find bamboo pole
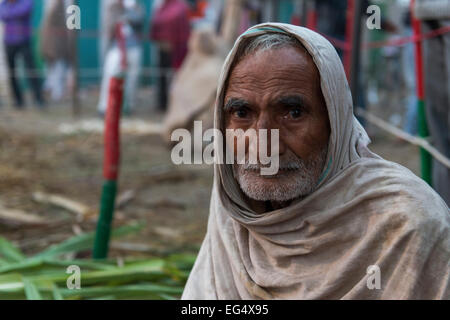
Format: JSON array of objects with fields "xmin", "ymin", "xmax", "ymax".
[{"xmin": 355, "ymin": 107, "xmax": 450, "ymax": 169}]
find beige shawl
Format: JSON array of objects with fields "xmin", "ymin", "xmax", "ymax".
[{"xmin": 182, "ymin": 23, "xmax": 450, "ymax": 300}]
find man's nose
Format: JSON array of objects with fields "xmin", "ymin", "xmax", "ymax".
[{"xmin": 255, "ymin": 113, "xmax": 286, "ymax": 157}]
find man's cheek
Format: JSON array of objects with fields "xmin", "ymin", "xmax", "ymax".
[
  {"xmin": 247, "ymin": 136, "xmax": 258, "ymax": 161},
  {"xmin": 231, "ymin": 136, "xmax": 252, "ymax": 158},
  {"xmin": 224, "ymin": 135, "xmax": 243, "ymax": 163},
  {"xmin": 284, "ymin": 130, "xmax": 316, "ymax": 159}
]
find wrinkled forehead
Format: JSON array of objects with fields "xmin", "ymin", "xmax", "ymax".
[{"xmin": 224, "ymin": 41, "xmax": 321, "ymax": 99}]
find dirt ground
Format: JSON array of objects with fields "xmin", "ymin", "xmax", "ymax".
[{"xmin": 0, "ymin": 87, "xmax": 420, "ymax": 258}]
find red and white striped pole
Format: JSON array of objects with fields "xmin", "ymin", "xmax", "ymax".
[
  {"xmin": 93, "ymin": 16, "xmax": 128, "ymax": 259},
  {"xmin": 410, "ymin": 0, "xmax": 432, "ymax": 184}
]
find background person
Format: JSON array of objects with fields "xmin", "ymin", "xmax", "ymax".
[
  {"xmin": 150, "ymin": 0, "xmax": 190, "ymax": 112},
  {"xmin": 97, "ymin": 0, "xmax": 145, "ymax": 116},
  {"xmin": 0, "ymin": 0, "xmax": 43, "ymax": 108}
]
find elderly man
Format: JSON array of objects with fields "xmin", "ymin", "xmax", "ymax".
[{"xmin": 182, "ymin": 23, "xmax": 449, "ymax": 300}]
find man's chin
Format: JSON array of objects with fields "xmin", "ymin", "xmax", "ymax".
[{"xmin": 236, "ymin": 171, "xmax": 306, "ymax": 202}]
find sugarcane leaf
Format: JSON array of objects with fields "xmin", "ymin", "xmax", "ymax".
[
  {"xmin": 90, "ymin": 295, "xmax": 117, "ymax": 300},
  {"xmin": 158, "ymin": 293, "xmax": 178, "ymax": 300},
  {"xmin": 167, "ymin": 253, "xmax": 197, "ymax": 267},
  {"xmin": 0, "ymin": 237, "xmax": 25, "ymax": 263},
  {"xmin": 42, "ymin": 258, "xmax": 116, "ymax": 271},
  {"xmin": 0, "ymin": 257, "xmax": 8, "ymax": 266},
  {"xmin": 23, "ymin": 277, "xmax": 42, "ymax": 300},
  {"xmin": 52, "ymin": 284, "xmax": 64, "ymax": 300},
  {"xmin": 25, "ymin": 258, "xmax": 165, "ymax": 287},
  {"xmin": 0, "ymin": 226, "xmax": 194, "ymax": 301},
  {"xmin": 59, "ymin": 283, "xmax": 183, "ymax": 299},
  {"xmin": 34, "ymin": 223, "xmax": 144, "ymax": 259},
  {"xmin": 0, "ymin": 258, "xmax": 43, "ymax": 274},
  {"xmin": 0, "ymin": 273, "xmax": 24, "ymax": 294}
]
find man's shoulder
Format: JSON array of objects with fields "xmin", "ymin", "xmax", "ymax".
[
  {"xmin": 354, "ymin": 157, "xmax": 433, "ymax": 192},
  {"xmin": 350, "ymin": 158, "xmax": 449, "ymax": 228}
]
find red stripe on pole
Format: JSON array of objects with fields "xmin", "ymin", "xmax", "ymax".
[
  {"xmin": 103, "ymin": 77, "xmax": 124, "ymax": 180},
  {"xmin": 344, "ymin": 0, "xmax": 355, "ymax": 79},
  {"xmin": 411, "ymin": 0, "xmax": 425, "ymax": 100},
  {"xmin": 366, "ymin": 25, "xmax": 450, "ymax": 48}
]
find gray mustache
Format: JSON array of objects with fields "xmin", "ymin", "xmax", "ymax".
[{"xmin": 243, "ymin": 162, "xmax": 301, "ymax": 171}]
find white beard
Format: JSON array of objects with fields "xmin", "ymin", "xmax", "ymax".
[{"xmin": 233, "ymin": 147, "xmax": 328, "ymax": 202}]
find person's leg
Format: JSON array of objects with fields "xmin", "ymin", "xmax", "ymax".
[
  {"xmin": 123, "ymin": 46, "xmax": 142, "ymax": 114},
  {"xmin": 45, "ymin": 60, "xmax": 67, "ymax": 101},
  {"xmin": 54, "ymin": 60, "xmax": 68, "ymax": 101},
  {"xmin": 5, "ymin": 44, "xmax": 23, "ymax": 108},
  {"xmin": 44, "ymin": 61, "xmax": 55, "ymax": 96},
  {"xmin": 158, "ymin": 48, "xmax": 171, "ymax": 111},
  {"xmin": 44, "ymin": 61, "xmax": 59, "ymax": 101},
  {"xmin": 404, "ymin": 94, "xmax": 418, "ymax": 135},
  {"xmin": 21, "ymin": 41, "xmax": 44, "ymax": 106}
]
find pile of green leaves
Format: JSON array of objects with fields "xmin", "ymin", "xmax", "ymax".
[{"xmin": 0, "ymin": 224, "xmax": 196, "ymax": 300}]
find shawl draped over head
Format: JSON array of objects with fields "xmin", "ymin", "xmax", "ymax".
[{"xmin": 182, "ymin": 23, "xmax": 450, "ymax": 300}]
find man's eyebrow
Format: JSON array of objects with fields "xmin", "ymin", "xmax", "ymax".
[
  {"xmin": 223, "ymin": 98, "xmax": 250, "ymax": 111},
  {"xmin": 275, "ymin": 95, "xmax": 308, "ymax": 108}
]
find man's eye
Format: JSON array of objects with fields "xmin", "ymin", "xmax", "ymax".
[
  {"xmin": 232, "ymin": 108, "xmax": 248, "ymax": 118},
  {"xmin": 287, "ymin": 107, "xmax": 303, "ymax": 119}
]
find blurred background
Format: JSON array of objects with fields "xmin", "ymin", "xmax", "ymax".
[{"xmin": 0, "ymin": 0, "xmax": 448, "ymax": 299}]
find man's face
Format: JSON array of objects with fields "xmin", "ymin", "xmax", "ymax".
[{"xmin": 224, "ymin": 45, "xmax": 331, "ymax": 202}]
